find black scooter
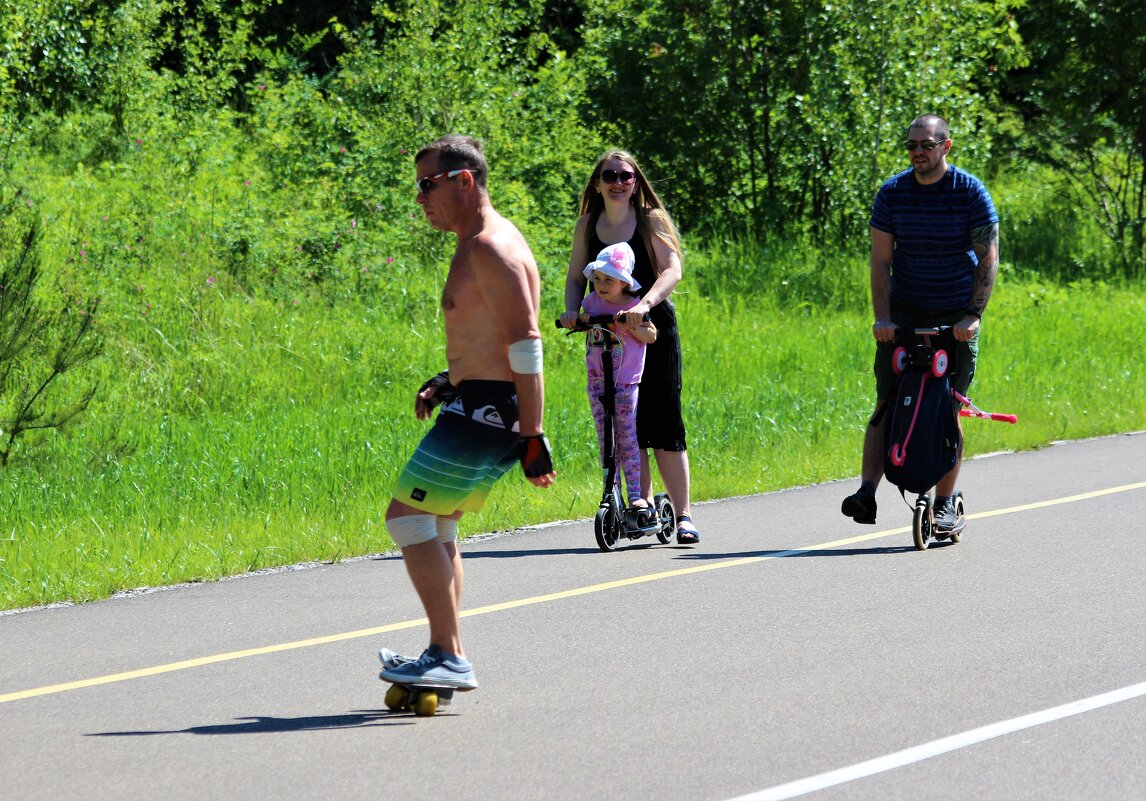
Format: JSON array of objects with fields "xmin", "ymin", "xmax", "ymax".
[{"xmin": 558, "ymin": 315, "xmax": 676, "ymax": 551}]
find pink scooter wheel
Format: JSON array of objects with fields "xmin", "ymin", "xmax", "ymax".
[
  {"xmin": 892, "ymin": 347, "xmax": 908, "ymax": 375},
  {"xmin": 932, "ymin": 349, "xmax": 948, "ymax": 378},
  {"xmin": 889, "ymin": 444, "xmax": 906, "ymax": 466}
]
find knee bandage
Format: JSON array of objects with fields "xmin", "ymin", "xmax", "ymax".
[
  {"xmin": 508, "ymin": 338, "xmax": 543, "ymax": 374},
  {"xmin": 386, "ymin": 514, "xmax": 439, "ymax": 548},
  {"xmin": 435, "ymin": 517, "xmax": 459, "ymax": 544}
]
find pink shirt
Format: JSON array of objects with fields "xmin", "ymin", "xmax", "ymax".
[{"xmin": 582, "ymin": 293, "xmax": 647, "ymax": 387}]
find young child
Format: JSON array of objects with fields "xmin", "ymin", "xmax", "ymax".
[{"xmin": 580, "ymin": 243, "xmax": 658, "ymax": 521}]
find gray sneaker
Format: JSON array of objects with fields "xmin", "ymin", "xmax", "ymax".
[
  {"xmin": 378, "ymin": 647, "xmax": 415, "ymax": 674},
  {"xmin": 934, "ymin": 495, "xmax": 965, "ymax": 539},
  {"xmin": 380, "ymin": 645, "xmax": 478, "ymax": 690}
]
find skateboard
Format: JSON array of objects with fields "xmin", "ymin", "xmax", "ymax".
[{"xmin": 383, "ymin": 681, "xmax": 456, "ymax": 716}]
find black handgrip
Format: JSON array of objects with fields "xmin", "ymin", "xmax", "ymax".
[{"xmin": 554, "ymin": 314, "xmax": 647, "ymax": 332}]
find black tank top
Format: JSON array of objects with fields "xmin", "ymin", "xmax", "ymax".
[{"xmin": 587, "ymin": 213, "xmax": 657, "ymax": 297}]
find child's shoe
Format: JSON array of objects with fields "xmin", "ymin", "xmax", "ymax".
[{"xmin": 627, "ymin": 501, "xmax": 656, "ymax": 529}]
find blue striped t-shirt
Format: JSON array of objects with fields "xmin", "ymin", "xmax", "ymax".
[{"xmin": 870, "ymin": 165, "xmax": 998, "ymax": 311}]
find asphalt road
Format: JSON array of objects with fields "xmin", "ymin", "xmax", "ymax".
[{"xmin": 2, "ymin": 433, "xmax": 1144, "ymax": 801}]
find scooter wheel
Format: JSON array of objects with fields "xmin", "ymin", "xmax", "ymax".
[
  {"xmin": 950, "ymin": 494, "xmax": 965, "ymax": 543},
  {"xmin": 594, "ymin": 506, "xmax": 621, "ymax": 552},
  {"xmin": 932, "ymin": 349, "xmax": 949, "ymax": 378},
  {"xmin": 889, "ymin": 443, "xmax": 906, "ymax": 467},
  {"xmin": 892, "ymin": 347, "xmax": 908, "ymax": 375},
  {"xmin": 654, "ymin": 493, "xmax": 675, "ymax": 544},
  {"xmin": 912, "ymin": 495, "xmax": 932, "ymax": 551}
]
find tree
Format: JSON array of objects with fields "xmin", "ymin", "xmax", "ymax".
[
  {"xmin": 578, "ymin": 0, "xmax": 1023, "ymax": 245},
  {"xmin": 0, "ymin": 196, "xmax": 103, "ymax": 466},
  {"xmin": 1003, "ymin": 0, "xmax": 1146, "ymax": 278}
]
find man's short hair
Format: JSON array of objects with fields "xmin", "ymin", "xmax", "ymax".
[
  {"xmin": 415, "ymin": 135, "xmax": 488, "ymax": 190},
  {"xmin": 909, "ymin": 114, "xmax": 950, "ymax": 142}
]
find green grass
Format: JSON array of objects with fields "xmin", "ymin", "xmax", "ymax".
[{"xmin": 2, "ymin": 266, "xmax": 1144, "ymax": 610}]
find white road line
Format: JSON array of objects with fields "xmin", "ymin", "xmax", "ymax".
[{"xmin": 725, "ymin": 681, "xmax": 1146, "ymax": 801}]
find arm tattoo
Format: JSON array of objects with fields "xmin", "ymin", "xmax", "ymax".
[
  {"xmin": 971, "ymin": 222, "xmax": 998, "ymax": 252},
  {"xmin": 968, "ymin": 222, "xmax": 999, "ymax": 316}
]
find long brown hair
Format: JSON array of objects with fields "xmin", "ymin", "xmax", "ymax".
[{"xmin": 578, "ymin": 150, "xmax": 682, "ymax": 275}]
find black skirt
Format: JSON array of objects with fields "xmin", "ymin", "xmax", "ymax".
[{"xmin": 637, "ymin": 300, "xmax": 687, "ymax": 451}]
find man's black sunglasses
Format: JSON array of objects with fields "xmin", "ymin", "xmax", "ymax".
[{"xmin": 903, "ymin": 139, "xmax": 947, "ymax": 152}]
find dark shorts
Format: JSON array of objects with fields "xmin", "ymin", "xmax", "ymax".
[
  {"xmin": 392, "ymin": 381, "xmax": 521, "ymax": 516},
  {"xmin": 637, "ymin": 300, "xmax": 688, "ymax": 452},
  {"xmin": 874, "ymin": 299, "xmax": 978, "ymax": 401}
]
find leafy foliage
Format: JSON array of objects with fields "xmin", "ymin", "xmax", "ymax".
[
  {"xmin": 577, "ymin": 0, "xmax": 1025, "ymax": 243},
  {"xmin": 1002, "ymin": 0, "xmax": 1146, "ymax": 278},
  {"xmin": 0, "ymin": 0, "xmax": 1143, "ymax": 605}
]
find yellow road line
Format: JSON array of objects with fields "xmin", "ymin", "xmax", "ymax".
[{"xmin": 3, "ymin": 481, "xmax": 1142, "ymax": 705}]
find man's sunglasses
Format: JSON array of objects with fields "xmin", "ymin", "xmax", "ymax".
[
  {"xmin": 600, "ymin": 169, "xmax": 636, "ymax": 185},
  {"xmin": 903, "ymin": 139, "xmax": 947, "ymax": 152},
  {"xmin": 416, "ymin": 169, "xmax": 466, "ymax": 194}
]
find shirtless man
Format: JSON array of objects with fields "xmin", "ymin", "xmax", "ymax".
[{"xmin": 378, "ymin": 135, "xmax": 555, "ymax": 691}]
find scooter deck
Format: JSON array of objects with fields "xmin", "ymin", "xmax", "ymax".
[{"xmin": 933, "ymin": 515, "xmax": 967, "ymax": 540}]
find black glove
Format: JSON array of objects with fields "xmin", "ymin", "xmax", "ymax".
[
  {"xmin": 419, "ymin": 370, "xmax": 458, "ymax": 409},
  {"xmin": 519, "ymin": 434, "xmax": 554, "ymax": 478}
]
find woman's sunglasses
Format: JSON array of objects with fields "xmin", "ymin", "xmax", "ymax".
[{"xmin": 600, "ymin": 169, "xmax": 636, "ymax": 185}]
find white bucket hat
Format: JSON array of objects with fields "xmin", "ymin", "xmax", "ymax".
[{"xmin": 583, "ymin": 242, "xmax": 641, "ymax": 292}]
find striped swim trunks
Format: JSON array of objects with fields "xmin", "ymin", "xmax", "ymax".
[{"xmin": 393, "ymin": 380, "xmax": 521, "ymax": 515}]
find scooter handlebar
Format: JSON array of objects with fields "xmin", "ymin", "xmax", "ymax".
[
  {"xmin": 894, "ymin": 325, "xmax": 951, "ymax": 338},
  {"xmin": 554, "ymin": 314, "xmax": 648, "ymax": 332}
]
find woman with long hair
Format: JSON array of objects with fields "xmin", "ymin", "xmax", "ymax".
[{"xmin": 559, "ymin": 150, "xmax": 699, "ymax": 543}]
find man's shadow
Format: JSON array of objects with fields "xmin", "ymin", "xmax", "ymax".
[{"xmin": 87, "ymin": 709, "xmax": 419, "ymax": 736}]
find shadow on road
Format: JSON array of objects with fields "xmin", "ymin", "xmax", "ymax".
[
  {"xmin": 372, "ymin": 545, "xmax": 605, "ymax": 561},
  {"xmin": 86, "ymin": 709, "xmax": 420, "ymax": 736},
  {"xmin": 372, "ymin": 541, "xmax": 958, "ymax": 562},
  {"xmin": 672, "ymin": 542, "xmax": 956, "ymax": 560}
]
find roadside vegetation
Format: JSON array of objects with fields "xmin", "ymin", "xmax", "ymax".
[{"xmin": 1, "ymin": 0, "xmax": 1143, "ymax": 609}]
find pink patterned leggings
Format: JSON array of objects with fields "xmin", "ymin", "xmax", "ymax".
[{"xmin": 588, "ymin": 379, "xmax": 643, "ymax": 505}]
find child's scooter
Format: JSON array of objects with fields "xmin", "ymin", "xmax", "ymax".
[{"xmin": 557, "ymin": 315, "xmax": 676, "ymax": 551}]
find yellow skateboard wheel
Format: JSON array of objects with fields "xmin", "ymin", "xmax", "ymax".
[
  {"xmin": 412, "ymin": 691, "xmax": 438, "ymax": 717},
  {"xmin": 384, "ymin": 684, "xmax": 410, "ymax": 711}
]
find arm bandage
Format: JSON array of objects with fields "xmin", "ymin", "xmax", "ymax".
[{"xmin": 508, "ymin": 338, "xmax": 544, "ymax": 374}]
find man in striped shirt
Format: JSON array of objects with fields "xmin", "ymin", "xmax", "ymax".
[{"xmin": 841, "ymin": 114, "xmax": 1000, "ymax": 535}]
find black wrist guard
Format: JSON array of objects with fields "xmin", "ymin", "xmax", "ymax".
[
  {"xmin": 519, "ymin": 434, "xmax": 553, "ymax": 478},
  {"xmin": 419, "ymin": 370, "xmax": 458, "ymax": 409}
]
